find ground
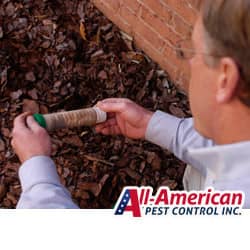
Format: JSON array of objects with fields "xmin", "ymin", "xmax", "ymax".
[{"xmin": 0, "ymin": 0, "xmax": 190, "ymax": 208}]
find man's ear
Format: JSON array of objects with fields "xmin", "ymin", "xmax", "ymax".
[{"xmin": 216, "ymin": 58, "xmax": 240, "ymax": 104}]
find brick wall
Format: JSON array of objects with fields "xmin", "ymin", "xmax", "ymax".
[{"xmin": 92, "ymin": 0, "xmax": 199, "ymax": 90}]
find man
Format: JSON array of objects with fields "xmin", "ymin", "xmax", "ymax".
[{"xmin": 12, "ymin": 0, "xmax": 250, "ymax": 208}]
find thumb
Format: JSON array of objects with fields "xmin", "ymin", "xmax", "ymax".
[
  {"xmin": 13, "ymin": 112, "xmax": 32, "ymax": 131},
  {"xmin": 97, "ymin": 101, "xmax": 128, "ymax": 113},
  {"xmin": 26, "ymin": 116, "xmax": 43, "ymax": 131}
]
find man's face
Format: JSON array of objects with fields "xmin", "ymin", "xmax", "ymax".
[{"xmin": 188, "ymin": 16, "xmax": 220, "ymax": 139}]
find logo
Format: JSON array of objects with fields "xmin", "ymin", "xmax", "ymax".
[{"xmin": 114, "ymin": 186, "xmax": 244, "ymax": 217}]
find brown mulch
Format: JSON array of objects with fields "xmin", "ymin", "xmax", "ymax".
[{"xmin": 0, "ymin": 0, "xmax": 191, "ymax": 208}]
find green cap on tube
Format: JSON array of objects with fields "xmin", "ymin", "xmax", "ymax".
[{"xmin": 33, "ymin": 113, "xmax": 47, "ymax": 128}]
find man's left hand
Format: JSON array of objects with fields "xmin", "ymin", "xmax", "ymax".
[{"xmin": 11, "ymin": 112, "xmax": 51, "ymax": 163}]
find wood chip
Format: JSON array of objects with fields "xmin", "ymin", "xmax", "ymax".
[
  {"xmin": 64, "ymin": 135, "xmax": 83, "ymax": 147},
  {"xmin": 80, "ymin": 22, "xmax": 87, "ymax": 41},
  {"xmin": 169, "ymin": 103, "xmax": 186, "ymax": 117},
  {"xmin": 22, "ymin": 99, "xmax": 39, "ymax": 113},
  {"xmin": 98, "ymin": 70, "xmax": 108, "ymax": 80},
  {"xmin": 25, "ymin": 71, "xmax": 36, "ymax": 82},
  {"xmin": 28, "ymin": 89, "xmax": 38, "ymax": 100},
  {"xmin": 0, "ymin": 26, "xmax": 3, "ymax": 39},
  {"xmin": 0, "ymin": 139, "xmax": 5, "ymax": 152},
  {"xmin": 123, "ymin": 168, "xmax": 141, "ymax": 181},
  {"xmin": 0, "ymin": 184, "xmax": 7, "ymax": 201},
  {"xmin": 10, "ymin": 90, "xmax": 23, "ymax": 100}
]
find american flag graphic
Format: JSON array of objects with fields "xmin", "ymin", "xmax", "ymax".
[{"xmin": 114, "ymin": 189, "xmax": 130, "ymax": 215}]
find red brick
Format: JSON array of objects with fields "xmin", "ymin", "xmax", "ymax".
[
  {"xmin": 134, "ymin": 33, "xmax": 178, "ymax": 78},
  {"xmin": 140, "ymin": 6, "xmax": 181, "ymax": 46},
  {"xmin": 139, "ymin": 0, "xmax": 173, "ymax": 23},
  {"xmin": 172, "ymin": 13, "xmax": 193, "ymax": 38},
  {"xmin": 105, "ymin": 0, "xmax": 121, "ymax": 12},
  {"xmin": 92, "ymin": 0, "xmax": 117, "ymax": 16},
  {"xmin": 134, "ymin": 33, "xmax": 162, "ymax": 61},
  {"xmin": 116, "ymin": 17, "xmax": 132, "ymax": 34},
  {"xmin": 161, "ymin": 0, "xmax": 197, "ymax": 25},
  {"xmin": 119, "ymin": 5, "xmax": 137, "ymax": 26},
  {"xmin": 122, "ymin": 0, "xmax": 141, "ymax": 14},
  {"xmin": 162, "ymin": 44, "xmax": 190, "ymax": 80},
  {"xmin": 135, "ymin": 19, "xmax": 165, "ymax": 51}
]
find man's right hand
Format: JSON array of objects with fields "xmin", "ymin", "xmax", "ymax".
[{"xmin": 95, "ymin": 98, "xmax": 153, "ymax": 139}]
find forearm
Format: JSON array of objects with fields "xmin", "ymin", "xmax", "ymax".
[
  {"xmin": 145, "ymin": 111, "xmax": 214, "ymax": 164},
  {"xmin": 17, "ymin": 156, "xmax": 78, "ymax": 209}
]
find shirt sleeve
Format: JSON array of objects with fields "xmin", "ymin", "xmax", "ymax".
[
  {"xmin": 17, "ymin": 156, "xmax": 79, "ymax": 209},
  {"xmin": 145, "ymin": 111, "xmax": 215, "ymax": 165}
]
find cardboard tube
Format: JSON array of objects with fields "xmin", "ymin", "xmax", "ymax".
[{"xmin": 33, "ymin": 107, "xmax": 107, "ymax": 131}]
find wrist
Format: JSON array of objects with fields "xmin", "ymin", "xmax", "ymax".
[
  {"xmin": 20, "ymin": 153, "xmax": 51, "ymax": 164},
  {"xmin": 143, "ymin": 110, "xmax": 154, "ymax": 138}
]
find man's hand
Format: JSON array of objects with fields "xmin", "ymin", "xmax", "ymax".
[
  {"xmin": 95, "ymin": 98, "xmax": 153, "ymax": 139},
  {"xmin": 11, "ymin": 112, "xmax": 51, "ymax": 163}
]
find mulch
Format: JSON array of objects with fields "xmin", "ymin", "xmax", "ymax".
[{"xmin": 0, "ymin": 0, "xmax": 191, "ymax": 208}]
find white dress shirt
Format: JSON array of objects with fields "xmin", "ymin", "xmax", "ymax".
[{"xmin": 145, "ymin": 111, "xmax": 250, "ymax": 208}]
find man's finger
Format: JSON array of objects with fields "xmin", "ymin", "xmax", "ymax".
[
  {"xmin": 97, "ymin": 101, "xmax": 129, "ymax": 113},
  {"xmin": 26, "ymin": 116, "xmax": 43, "ymax": 131},
  {"xmin": 97, "ymin": 98, "xmax": 130, "ymax": 104},
  {"xmin": 11, "ymin": 138, "xmax": 15, "ymax": 148},
  {"xmin": 95, "ymin": 118, "xmax": 117, "ymax": 130},
  {"xmin": 101, "ymin": 127, "xmax": 111, "ymax": 135},
  {"xmin": 13, "ymin": 112, "xmax": 31, "ymax": 130}
]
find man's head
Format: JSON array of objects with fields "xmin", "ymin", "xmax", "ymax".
[{"xmin": 189, "ymin": 0, "xmax": 250, "ymax": 143}]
